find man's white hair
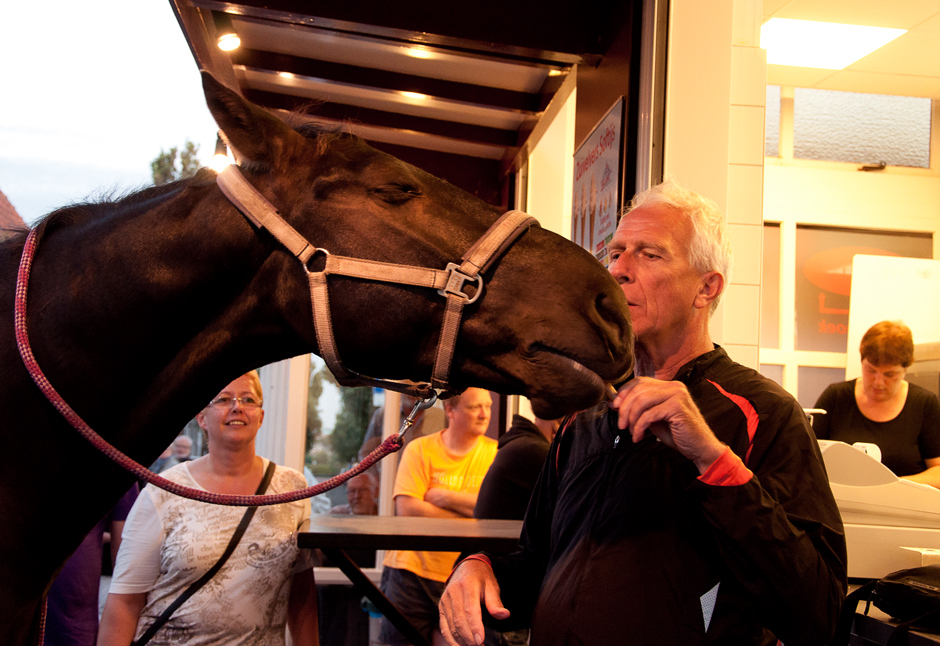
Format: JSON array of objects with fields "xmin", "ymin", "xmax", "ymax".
[{"xmin": 626, "ymin": 178, "xmax": 732, "ymax": 313}]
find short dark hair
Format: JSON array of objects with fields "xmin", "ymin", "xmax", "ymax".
[{"xmin": 860, "ymin": 320, "xmax": 914, "ymax": 368}]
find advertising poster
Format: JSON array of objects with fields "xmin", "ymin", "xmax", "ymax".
[
  {"xmin": 793, "ymin": 226, "xmax": 931, "ymax": 352},
  {"xmin": 572, "ymin": 98, "xmax": 623, "ymax": 267}
]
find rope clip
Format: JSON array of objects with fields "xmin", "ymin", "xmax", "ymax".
[{"xmin": 397, "ymin": 392, "xmax": 439, "ymax": 438}]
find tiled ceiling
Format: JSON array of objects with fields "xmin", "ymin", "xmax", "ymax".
[
  {"xmin": 170, "ymin": 0, "xmax": 631, "ymax": 169},
  {"xmin": 764, "ymin": 0, "xmax": 940, "ymax": 98}
]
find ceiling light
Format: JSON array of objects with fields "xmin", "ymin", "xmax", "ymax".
[
  {"xmin": 405, "ymin": 47, "xmax": 434, "ymax": 60},
  {"xmin": 401, "ymin": 91, "xmax": 428, "ymax": 100},
  {"xmin": 214, "ymin": 12, "xmax": 241, "ymax": 52},
  {"xmin": 760, "ymin": 18, "xmax": 905, "ymax": 69}
]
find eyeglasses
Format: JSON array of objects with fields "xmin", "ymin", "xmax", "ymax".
[{"xmin": 209, "ymin": 396, "xmax": 262, "ymax": 409}]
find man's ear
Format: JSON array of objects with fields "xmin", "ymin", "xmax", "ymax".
[{"xmin": 694, "ymin": 271, "xmax": 724, "ymax": 310}]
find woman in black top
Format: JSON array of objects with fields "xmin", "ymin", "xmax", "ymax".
[{"xmin": 813, "ymin": 320, "xmax": 940, "ymax": 485}]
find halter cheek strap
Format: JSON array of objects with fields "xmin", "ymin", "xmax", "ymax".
[{"xmin": 216, "ymin": 163, "xmax": 537, "ymax": 398}]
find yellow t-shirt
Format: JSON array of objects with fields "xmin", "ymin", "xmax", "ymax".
[{"xmin": 383, "ymin": 430, "xmax": 498, "ymax": 581}]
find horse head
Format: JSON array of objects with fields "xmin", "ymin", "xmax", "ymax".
[{"xmin": 203, "ymin": 73, "xmax": 633, "ymax": 417}]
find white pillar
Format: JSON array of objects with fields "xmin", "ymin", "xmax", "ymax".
[{"xmin": 256, "ymin": 355, "xmax": 310, "ymax": 472}]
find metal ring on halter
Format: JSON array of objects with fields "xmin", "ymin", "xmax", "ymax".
[
  {"xmin": 397, "ymin": 392, "xmax": 439, "ymax": 438},
  {"xmin": 302, "ymin": 248, "xmax": 331, "ymax": 275}
]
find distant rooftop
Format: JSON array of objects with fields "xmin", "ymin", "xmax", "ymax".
[{"xmin": 0, "ymin": 189, "xmax": 27, "ymax": 235}]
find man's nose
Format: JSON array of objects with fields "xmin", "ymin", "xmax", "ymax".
[{"xmin": 610, "ymin": 256, "xmax": 633, "ymax": 283}]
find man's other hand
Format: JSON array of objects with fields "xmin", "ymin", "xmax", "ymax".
[{"xmin": 439, "ymin": 559, "xmax": 510, "ymax": 646}]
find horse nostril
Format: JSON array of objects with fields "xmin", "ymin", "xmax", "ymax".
[{"xmin": 594, "ymin": 290, "xmax": 633, "ymax": 352}]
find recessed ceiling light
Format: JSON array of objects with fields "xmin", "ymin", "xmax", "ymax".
[
  {"xmin": 760, "ymin": 18, "xmax": 905, "ymax": 70},
  {"xmin": 401, "ymin": 91, "xmax": 428, "ymax": 100},
  {"xmin": 405, "ymin": 47, "xmax": 435, "ymax": 60},
  {"xmin": 217, "ymin": 32, "xmax": 241, "ymax": 52}
]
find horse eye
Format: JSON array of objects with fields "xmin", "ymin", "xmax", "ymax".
[{"xmin": 372, "ymin": 184, "xmax": 421, "ymax": 205}]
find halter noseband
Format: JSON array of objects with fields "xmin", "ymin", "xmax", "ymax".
[{"xmin": 216, "ymin": 163, "xmax": 538, "ymax": 399}]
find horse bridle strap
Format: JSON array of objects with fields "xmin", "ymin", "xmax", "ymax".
[
  {"xmin": 14, "ymin": 228, "xmax": 414, "ymax": 507},
  {"xmin": 216, "ymin": 164, "xmax": 538, "ymax": 395}
]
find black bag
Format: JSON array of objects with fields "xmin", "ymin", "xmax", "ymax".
[
  {"xmin": 830, "ymin": 566, "xmax": 940, "ymax": 646},
  {"xmin": 873, "ymin": 566, "xmax": 940, "ymax": 630}
]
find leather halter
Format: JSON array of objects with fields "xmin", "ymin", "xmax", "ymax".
[
  {"xmin": 11, "ymin": 166, "xmax": 536, "ymax": 508},
  {"xmin": 216, "ymin": 163, "xmax": 538, "ymax": 398}
]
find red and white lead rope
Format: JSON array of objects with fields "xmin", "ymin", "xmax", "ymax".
[{"xmin": 15, "ymin": 228, "xmax": 403, "ymax": 506}]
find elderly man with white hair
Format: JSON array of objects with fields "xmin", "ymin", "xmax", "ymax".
[{"xmin": 438, "ymin": 180, "xmax": 847, "ymax": 646}]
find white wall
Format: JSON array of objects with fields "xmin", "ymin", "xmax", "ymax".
[
  {"xmin": 664, "ymin": 0, "xmax": 767, "ymax": 368},
  {"xmin": 526, "ymin": 89, "xmax": 578, "ymax": 236},
  {"xmin": 761, "ymin": 161, "xmax": 940, "ymax": 394}
]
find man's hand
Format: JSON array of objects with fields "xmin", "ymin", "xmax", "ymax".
[
  {"xmin": 439, "ymin": 559, "xmax": 510, "ymax": 646},
  {"xmin": 611, "ymin": 377, "xmax": 726, "ymax": 473}
]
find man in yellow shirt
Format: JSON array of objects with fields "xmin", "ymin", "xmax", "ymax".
[{"xmin": 380, "ymin": 388, "xmax": 498, "ymax": 646}]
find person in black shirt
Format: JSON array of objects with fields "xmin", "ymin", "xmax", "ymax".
[
  {"xmin": 813, "ymin": 320, "xmax": 940, "ymax": 485},
  {"xmin": 473, "ymin": 414, "xmax": 559, "ymax": 521}
]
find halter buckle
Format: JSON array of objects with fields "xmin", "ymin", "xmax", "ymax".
[{"xmin": 438, "ymin": 262, "xmax": 483, "ymax": 304}]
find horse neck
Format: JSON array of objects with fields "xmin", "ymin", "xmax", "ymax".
[{"xmin": 25, "ymin": 179, "xmax": 310, "ymax": 451}]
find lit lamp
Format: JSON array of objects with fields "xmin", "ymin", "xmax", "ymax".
[
  {"xmin": 761, "ymin": 18, "xmax": 905, "ymax": 69},
  {"xmin": 211, "ymin": 135, "xmax": 230, "ymax": 172},
  {"xmin": 214, "ymin": 12, "xmax": 241, "ymax": 52}
]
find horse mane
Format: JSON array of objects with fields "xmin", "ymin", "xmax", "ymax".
[
  {"xmin": 1, "ymin": 106, "xmax": 358, "ymax": 253},
  {"xmin": 0, "ymin": 169, "xmax": 219, "ymax": 251},
  {"xmin": 277, "ymin": 108, "xmax": 361, "ymax": 156}
]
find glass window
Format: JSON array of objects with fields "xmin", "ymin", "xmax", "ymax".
[
  {"xmin": 305, "ymin": 356, "xmax": 381, "ymax": 514},
  {"xmin": 793, "ymin": 88, "xmax": 931, "ymax": 168},
  {"xmin": 794, "ymin": 226, "xmax": 932, "ymax": 353},
  {"xmin": 759, "ymin": 364, "xmax": 783, "ymax": 387},
  {"xmin": 761, "ymin": 223, "xmax": 780, "ymax": 349},
  {"xmin": 765, "ymin": 85, "xmax": 781, "ymax": 158},
  {"xmin": 798, "ymin": 366, "xmax": 846, "ymax": 410}
]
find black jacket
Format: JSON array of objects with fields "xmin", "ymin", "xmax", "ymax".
[{"xmin": 486, "ymin": 347, "xmax": 847, "ymax": 646}]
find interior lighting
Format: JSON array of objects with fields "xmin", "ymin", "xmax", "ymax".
[
  {"xmin": 214, "ymin": 12, "xmax": 241, "ymax": 52},
  {"xmin": 211, "ymin": 135, "xmax": 231, "ymax": 172},
  {"xmin": 760, "ymin": 18, "xmax": 905, "ymax": 70},
  {"xmin": 401, "ymin": 91, "xmax": 428, "ymax": 100},
  {"xmin": 405, "ymin": 47, "xmax": 435, "ymax": 60}
]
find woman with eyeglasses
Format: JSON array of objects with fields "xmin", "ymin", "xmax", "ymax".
[{"xmin": 98, "ymin": 371, "xmax": 319, "ymax": 646}]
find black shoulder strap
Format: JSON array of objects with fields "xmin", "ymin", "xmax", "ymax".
[
  {"xmin": 828, "ymin": 580, "xmax": 876, "ymax": 646},
  {"xmin": 133, "ymin": 460, "xmax": 277, "ymax": 646}
]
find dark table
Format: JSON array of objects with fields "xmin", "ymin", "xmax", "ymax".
[
  {"xmin": 852, "ymin": 613, "xmax": 940, "ymax": 645},
  {"xmin": 847, "ymin": 581, "xmax": 940, "ymax": 645},
  {"xmin": 298, "ymin": 516, "xmax": 523, "ymax": 646}
]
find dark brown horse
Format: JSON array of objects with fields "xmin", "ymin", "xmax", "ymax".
[{"xmin": 0, "ymin": 73, "xmax": 632, "ymax": 644}]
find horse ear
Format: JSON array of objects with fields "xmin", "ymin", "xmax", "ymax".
[{"xmin": 201, "ymin": 71, "xmax": 305, "ymax": 169}]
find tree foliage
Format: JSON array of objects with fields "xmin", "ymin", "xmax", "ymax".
[
  {"xmin": 151, "ymin": 139, "xmax": 201, "ymax": 186},
  {"xmin": 330, "ymin": 386, "xmax": 376, "ymax": 465},
  {"xmin": 306, "ymin": 365, "xmax": 328, "ymax": 451}
]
